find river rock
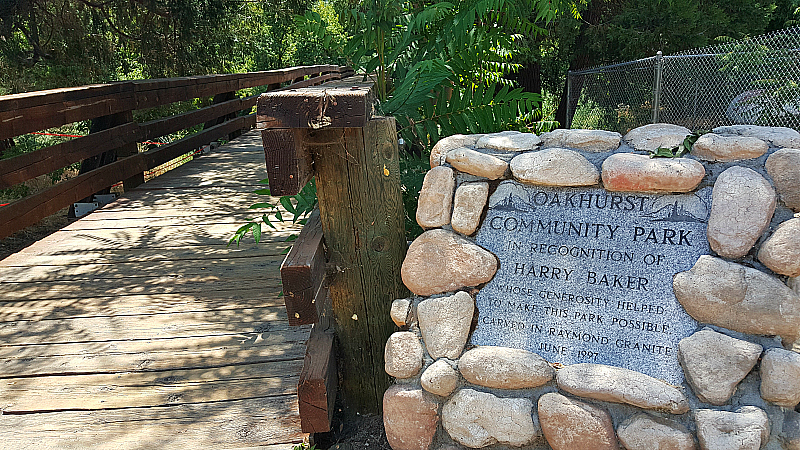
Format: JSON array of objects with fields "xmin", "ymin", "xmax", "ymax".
[
  {"xmin": 624, "ymin": 123, "xmax": 691, "ymax": 151},
  {"xmin": 451, "ymin": 182, "xmax": 488, "ymax": 236},
  {"xmin": 556, "ymin": 363, "xmax": 689, "ymax": 413},
  {"xmin": 431, "ymin": 134, "xmax": 483, "ymax": 167},
  {"xmin": 691, "ymin": 133, "xmax": 768, "ymax": 161},
  {"xmin": 416, "ymin": 166, "xmax": 455, "ymax": 229},
  {"xmin": 420, "ymin": 359, "xmax": 459, "ymax": 397},
  {"xmin": 390, "ymin": 298, "xmax": 412, "ymax": 327},
  {"xmin": 476, "ymin": 130, "xmax": 541, "ymax": 151},
  {"xmin": 510, "ymin": 148, "xmax": 600, "ymax": 186},
  {"xmin": 401, "ymin": 229, "xmax": 498, "ymax": 296},
  {"xmin": 677, "ymin": 328, "xmax": 762, "ymax": 405},
  {"xmin": 694, "ymin": 406, "xmax": 769, "ymax": 450},
  {"xmin": 784, "ymin": 410, "xmax": 800, "ymax": 450},
  {"xmin": 417, "ymin": 291, "xmax": 474, "ymax": 359},
  {"xmin": 765, "ymin": 148, "xmax": 800, "ymax": 211},
  {"xmin": 601, "ymin": 153, "xmax": 705, "ymax": 193},
  {"xmin": 616, "ymin": 414, "xmax": 696, "ymax": 450},
  {"xmin": 674, "ymin": 255, "xmax": 800, "ymax": 343},
  {"xmin": 446, "ymin": 148, "xmax": 508, "ymax": 179},
  {"xmin": 713, "ymin": 124, "xmax": 800, "ymax": 148},
  {"xmin": 760, "ymin": 347, "xmax": 800, "ymax": 407},
  {"xmin": 383, "ymin": 384, "xmax": 440, "ymax": 450},
  {"xmin": 459, "ymin": 346, "xmax": 554, "ymax": 389},
  {"xmin": 707, "ymin": 166, "xmax": 775, "ymax": 258},
  {"xmin": 539, "ymin": 128, "xmax": 622, "ymax": 152},
  {"xmin": 758, "ymin": 217, "xmax": 800, "ymax": 277},
  {"xmin": 538, "ymin": 392, "xmax": 619, "ymax": 450},
  {"xmin": 442, "ymin": 388, "xmax": 538, "ymax": 448},
  {"xmin": 385, "ymin": 331, "xmax": 424, "ymax": 379}
]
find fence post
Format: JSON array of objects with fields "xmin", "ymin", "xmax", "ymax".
[
  {"xmin": 257, "ymin": 81, "xmax": 408, "ymax": 415},
  {"xmin": 653, "ymin": 51, "xmax": 664, "ymax": 124},
  {"xmin": 566, "ymin": 71, "xmax": 573, "ymax": 129}
]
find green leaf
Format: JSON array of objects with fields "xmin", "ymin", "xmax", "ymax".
[
  {"xmin": 249, "ymin": 202, "xmax": 273, "ymax": 209},
  {"xmin": 279, "ymin": 196, "xmax": 296, "ymax": 215},
  {"xmin": 253, "ymin": 188, "xmax": 272, "ymax": 195},
  {"xmin": 252, "ymin": 223, "xmax": 262, "ymax": 244}
]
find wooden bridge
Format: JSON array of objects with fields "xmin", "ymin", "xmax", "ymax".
[{"xmin": 0, "ymin": 66, "xmax": 358, "ymax": 449}]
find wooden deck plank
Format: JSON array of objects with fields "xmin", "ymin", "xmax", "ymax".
[
  {"xmin": 0, "ymin": 305, "xmax": 292, "ymax": 346},
  {"xmin": 0, "ymin": 242, "xmax": 284, "ymax": 265},
  {"xmin": 0, "ymin": 129, "xmax": 309, "ymax": 448},
  {"xmin": 0, "ymin": 330, "xmax": 309, "ymax": 376},
  {"xmin": 0, "ymin": 396, "xmax": 305, "ymax": 450},
  {"xmin": 0, "ymin": 360, "xmax": 303, "ymax": 413},
  {"xmin": 0, "ymin": 290, "xmax": 283, "ymax": 321},
  {"xmin": 0, "ymin": 257, "xmax": 282, "ymax": 282}
]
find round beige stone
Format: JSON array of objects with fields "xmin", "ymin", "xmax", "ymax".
[
  {"xmin": 766, "ymin": 148, "xmax": 800, "ymax": 211},
  {"xmin": 713, "ymin": 125, "xmax": 800, "ymax": 148},
  {"xmin": 674, "ymin": 255, "xmax": 800, "ymax": 343},
  {"xmin": 556, "ymin": 363, "xmax": 689, "ymax": 413},
  {"xmin": 601, "ymin": 153, "xmax": 705, "ymax": 193},
  {"xmin": 758, "ymin": 217, "xmax": 800, "ymax": 277},
  {"xmin": 540, "ymin": 128, "xmax": 621, "ymax": 152},
  {"xmin": 760, "ymin": 347, "xmax": 800, "ymax": 408},
  {"xmin": 384, "ymin": 331, "xmax": 423, "ymax": 379},
  {"xmin": 416, "ymin": 166, "xmax": 455, "ymax": 229},
  {"xmin": 617, "ymin": 414, "xmax": 696, "ymax": 450},
  {"xmin": 691, "ymin": 133, "xmax": 768, "ymax": 161},
  {"xmin": 417, "ymin": 291, "xmax": 474, "ymax": 359},
  {"xmin": 383, "ymin": 384, "xmax": 440, "ymax": 450},
  {"xmin": 430, "ymin": 134, "xmax": 483, "ymax": 167},
  {"xmin": 442, "ymin": 388, "xmax": 538, "ymax": 448},
  {"xmin": 401, "ymin": 229, "xmax": 498, "ymax": 296},
  {"xmin": 624, "ymin": 123, "xmax": 691, "ymax": 151},
  {"xmin": 695, "ymin": 406, "xmax": 769, "ymax": 450},
  {"xmin": 445, "ymin": 148, "xmax": 508, "ymax": 180},
  {"xmin": 458, "ymin": 346, "xmax": 554, "ymax": 389},
  {"xmin": 476, "ymin": 130, "xmax": 541, "ymax": 151},
  {"xmin": 677, "ymin": 328, "xmax": 762, "ymax": 405},
  {"xmin": 707, "ymin": 166, "xmax": 776, "ymax": 258},
  {"xmin": 510, "ymin": 148, "xmax": 600, "ymax": 186},
  {"xmin": 451, "ymin": 182, "xmax": 489, "ymax": 236},
  {"xmin": 420, "ymin": 359, "xmax": 459, "ymax": 397},
  {"xmin": 538, "ymin": 392, "xmax": 619, "ymax": 450}
]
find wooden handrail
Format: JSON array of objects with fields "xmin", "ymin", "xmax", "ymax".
[{"xmin": 0, "ymin": 65, "xmax": 354, "ymax": 239}]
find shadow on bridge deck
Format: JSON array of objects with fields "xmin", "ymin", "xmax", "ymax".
[{"xmin": 0, "ymin": 131, "xmax": 308, "ymax": 449}]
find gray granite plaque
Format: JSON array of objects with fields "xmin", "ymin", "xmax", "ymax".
[{"xmin": 471, "ymin": 181, "xmax": 711, "ymax": 384}]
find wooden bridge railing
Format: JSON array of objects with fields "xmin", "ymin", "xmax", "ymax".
[{"xmin": 0, "ymin": 64, "xmax": 353, "ymax": 239}]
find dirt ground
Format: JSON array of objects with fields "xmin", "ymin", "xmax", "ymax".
[{"xmin": 313, "ymin": 409, "xmax": 391, "ymax": 450}]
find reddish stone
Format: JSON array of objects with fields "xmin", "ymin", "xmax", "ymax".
[
  {"xmin": 383, "ymin": 385, "xmax": 440, "ymax": 450},
  {"xmin": 601, "ymin": 153, "xmax": 704, "ymax": 193}
]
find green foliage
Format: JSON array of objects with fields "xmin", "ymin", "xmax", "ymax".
[
  {"xmin": 291, "ymin": 444, "xmax": 316, "ymax": 450},
  {"xmin": 650, "ymin": 130, "xmax": 707, "ymax": 159},
  {"xmin": 297, "ymin": 0, "xmax": 562, "ymax": 150},
  {"xmin": 228, "ymin": 179, "xmax": 318, "ymax": 248},
  {"xmin": 399, "ymin": 152, "xmax": 429, "ymax": 241}
]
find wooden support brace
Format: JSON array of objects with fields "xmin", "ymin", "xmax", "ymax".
[
  {"xmin": 298, "ymin": 316, "xmax": 336, "ymax": 433},
  {"xmin": 280, "ymin": 209, "xmax": 326, "ymax": 326},
  {"xmin": 260, "ymin": 128, "xmax": 313, "ymax": 197}
]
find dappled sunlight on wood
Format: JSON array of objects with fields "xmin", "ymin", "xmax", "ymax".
[{"xmin": 0, "ymin": 131, "xmax": 310, "ymax": 448}]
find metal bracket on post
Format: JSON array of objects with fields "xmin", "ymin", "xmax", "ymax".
[{"xmin": 653, "ymin": 51, "xmax": 664, "ymax": 124}]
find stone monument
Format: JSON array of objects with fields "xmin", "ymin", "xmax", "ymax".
[
  {"xmin": 472, "ymin": 182, "xmax": 710, "ymax": 383},
  {"xmin": 383, "ymin": 125, "xmax": 800, "ymax": 450}
]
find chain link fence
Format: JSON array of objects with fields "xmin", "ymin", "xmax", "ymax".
[{"xmin": 567, "ymin": 26, "xmax": 800, "ymax": 134}]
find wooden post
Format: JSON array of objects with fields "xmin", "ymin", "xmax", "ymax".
[
  {"xmin": 258, "ymin": 80, "xmax": 407, "ymax": 414},
  {"xmin": 69, "ymin": 110, "xmax": 140, "ymax": 217},
  {"xmin": 308, "ymin": 119, "xmax": 408, "ymax": 413}
]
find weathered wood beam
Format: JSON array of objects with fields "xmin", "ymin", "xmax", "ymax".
[{"xmin": 280, "ymin": 209, "xmax": 326, "ymax": 326}]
